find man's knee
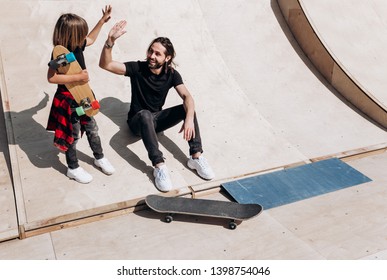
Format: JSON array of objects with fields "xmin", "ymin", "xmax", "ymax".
[{"xmin": 137, "ymin": 110, "xmax": 154, "ymax": 125}]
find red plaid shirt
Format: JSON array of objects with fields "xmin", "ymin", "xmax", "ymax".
[{"xmin": 46, "ymin": 88, "xmax": 89, "ymax": 151}]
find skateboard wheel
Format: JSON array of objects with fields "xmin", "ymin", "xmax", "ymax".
[
  {"xmin": 66, "ymin": 52, "xmax": 76, "ymax": 63},
  {"xmin": 48, "ymin": 52, "xmax": 76, "ymax": 69},
  {"xmin": 229, "ymin": 221, "xmax": 237, "ymax": 230},
  {"xmin": 76, "ymin": 106, "xmax": 85, "ymax": 116},
  {"xmin": 165, "ymin": 215, "xmax": 173, "ymax": 223},
  {"xmin": 91, "ymin": 100, "xmax": 100, "ymax": 109}
]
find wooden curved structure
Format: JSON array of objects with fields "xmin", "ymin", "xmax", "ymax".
[{"xmin": 277, "ymin": 0, "xmax": 387, "ymax": 129}]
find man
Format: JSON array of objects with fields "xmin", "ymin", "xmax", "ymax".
[{"xmin": 99, "ymin": 20, "xmax": 214, "ymax": 192}]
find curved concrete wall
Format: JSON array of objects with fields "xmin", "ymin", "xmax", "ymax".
[{"xmin": 277, "ymin": 0, "xmax": 387, "ymax": 129}]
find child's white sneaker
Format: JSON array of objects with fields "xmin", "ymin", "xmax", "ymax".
[
  {"xmin": 153, "ymin": 164, "xmax": 172, "ymax": 192},
  {"xmin": 187, "ymin": 155, "xmax": 215, "ymax": 180},
  {"xmin": 94, "ymin": 158, "xmax": 115, "ymax": 175},
  {"xmin": 67, "ymin": 167, "xmax": 93, "ymax": 184}
]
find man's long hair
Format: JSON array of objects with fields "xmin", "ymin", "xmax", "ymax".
[{"xmin": 147, "ymin": 37, "xmax": 176, "ymax": 72}]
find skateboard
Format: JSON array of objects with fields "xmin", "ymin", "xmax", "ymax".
[
  {"xmin": 49, "ymin": 45, "xmax": 100, "ymax": 117},
  {"xmin": 145, "ymin": 194, "xmax": 263, "ymax": 229}
]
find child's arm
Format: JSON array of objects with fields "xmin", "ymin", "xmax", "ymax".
[
  {"xmin": 86, "ymin": 5, "xmax": 112, "ymax": 47},
  {"xmin": 47, "ymin": 67, "xmax": 89, "ymax": 85}
]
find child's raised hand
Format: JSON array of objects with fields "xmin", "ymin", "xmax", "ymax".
[{"xmin": 101, "ymin": 5, "xmax": 112, "ymax": 23}]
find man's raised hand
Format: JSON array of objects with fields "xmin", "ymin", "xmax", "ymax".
[{"xmin": 109, "ymin": 20, "xmax": 127, "ymax": 42}]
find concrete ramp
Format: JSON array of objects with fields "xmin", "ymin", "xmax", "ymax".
[
  {"xmin": 201, "ymin": 0, "xmax": 386, "ymax": 156},
  {"xmin": 0, "ymin": 50, "xmax": 18, "ymax": 241},
  {"xmin": 0, "ymin": 0, "xmax": 386, "ymax": 240},
  {"xmin": 278, "ymin": 0, "xmax": 387, "ymax": 128}
]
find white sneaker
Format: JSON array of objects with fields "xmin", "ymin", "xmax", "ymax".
[
  {"xmin": 67, "ymin": 167, "xmax": 93, "ymax": 184},
  {"xmin": 187, "ymin": 155, "xmax": 215, "ymax": 180},
  {"xmin": 153, "ymin": 164, "xmax": 172, "ymax": 192},
  {"xmin": 94, "ymin": 158, "xmax": 115, "ymax": 175}
]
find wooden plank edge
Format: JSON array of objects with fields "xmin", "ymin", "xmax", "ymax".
[
  {"xmin": 276, "ymin": 0, "xmax": 387, "ymax": 129},
  {"xmin": 310, "ymin": 143, "xmax": 387, "ymax": 162},
  {"xmin": 0, "ymin": 48, "xmax": 28, "ymax": 238},
  {"xmin": 0, "ymin": 229, "xmax": 20, "ymax": 243},
  {"xmin": 21, "ymin": 185, "xmax": 196, "ymax": 238},
  {"xmin": 22, "ymin": 200, "xmax": 148, "ymax": 239}
]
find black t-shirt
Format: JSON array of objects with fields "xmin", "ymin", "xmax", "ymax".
[
  {"xmin": 124, "ymin": 61, "xmax": 183, "ymax": 120},
  {"xmin": 70, "ymin": 40, "xmax": 87, "ymax": 69}
]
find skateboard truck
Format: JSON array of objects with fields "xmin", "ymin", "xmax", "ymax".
[
  {"xmin": 163, "ymin": 213, "xmax": 238, "ymax": 229},
  {"xmin": 75, "ymin": 98, "xmax": 100, "ymax": 116},
  {"xmin": 48, "ymin": 52, "xmax": 76, "ymax": 70}
]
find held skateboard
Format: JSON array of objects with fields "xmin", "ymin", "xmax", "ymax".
[
  {"xmin": 49, "ymin": 45, "xmax": 100, "ymax": 117},
  {"xmin": 145, "ymin": 194, "xmax": 263, "ymax": 229}
]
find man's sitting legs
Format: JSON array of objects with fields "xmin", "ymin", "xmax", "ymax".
[{"xmin": 128, "ymin": 107, "xmax": 214, "ymax": 192}]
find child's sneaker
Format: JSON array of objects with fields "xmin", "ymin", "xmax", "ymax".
[
  {"xmin": 153, "ymin": 164, "xmax": 172, "ymax": 192},
  {"xmin": 67, "ymin": 167, "xmax": 93, "ymax": 184},
  {"xmin": 187, "ymin": 155, "xmax": 215, "ymax": 180},
  {"xmin": 94, "ymin": 158, "xmax": 115, "ymax": 175}
]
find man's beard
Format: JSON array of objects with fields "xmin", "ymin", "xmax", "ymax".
[{"xmin": 147, "ymin": 58, "xmax": 164, "ymax": 70}]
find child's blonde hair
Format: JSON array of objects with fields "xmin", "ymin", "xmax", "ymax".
[{"xmin": 52, "ymin": 13, "xmax": 88, "ymax": 51}]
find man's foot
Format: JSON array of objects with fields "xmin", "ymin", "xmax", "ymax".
[
  {"xmin": 67, "ymin": 167, "xmax": 93, "ymax": 184},
  {"xmin": 153, "ymin": 164, "xmax": 172, "ymax": 192},
  {"xmin": 187, "ymin": 155, "xmax": 215, "ymax": 180},
  {"xmin": 94, "ymin": 158, "xmax": 115, "ymax": 175}
]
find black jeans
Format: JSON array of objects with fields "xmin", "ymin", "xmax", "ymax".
[
  {"xmin": 66, "ymin": 116, "xmax": 104, "ymax": 169},
  {"xmin": 127, "ymin": 105, "xmax": 203, "ymax": 166}
]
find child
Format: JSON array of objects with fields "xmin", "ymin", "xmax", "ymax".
[{"xmin": 47, "ymin": 6, "xmax": 115, "ymax": 184}]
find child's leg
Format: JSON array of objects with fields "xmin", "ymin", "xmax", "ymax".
[
  {"xmin": 65, "ymin": 121, "xmax": 80, "ymax": 169},
  {"xmin": 65, "ymin": 120, "xmax": 93, "ymax": 183},
  {"xmin": 85, "ymin": 117, "xmax": 115, "ymax": 175},
  {"xmin": 83, "ymin": 117, "xmax": 104, "ymax": 160}
]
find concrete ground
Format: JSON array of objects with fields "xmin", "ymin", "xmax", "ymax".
[{"xmin": 0, "ymin": 0, "xmax": 386, "ymax": 262}]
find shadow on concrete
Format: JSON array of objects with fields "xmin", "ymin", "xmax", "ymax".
[
  {"xmin": 6, "ymin": 93, "xmax": 96, "ymax": 176},
  {"xmin": 99, "ymin": 97, "xmax": 191, "ymax": 182},
  {"xmin": 0, "ymin": 89, "xmax": 12, "ymax": 178}
]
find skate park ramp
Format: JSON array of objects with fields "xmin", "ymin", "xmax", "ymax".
[
  {"xmin": 277, "ymin": 0, "xmax": 387, "ymax": 129},
  {"xmin": 0, "ymin": 0, "xmax": 386, "ymax": 252}
]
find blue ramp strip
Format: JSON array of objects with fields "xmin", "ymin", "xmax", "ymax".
[{"xmin": 222, "ymin": 158, "xmax": 372, "ymax": 210}]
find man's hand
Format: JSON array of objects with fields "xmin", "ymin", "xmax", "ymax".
[
  {"xmin": 179, "ymin": 119, "xmax": 195, "ymax": 141},
  {"xmin": 108, "ymin": 20, "xmax": 127, "ymax": 43}
]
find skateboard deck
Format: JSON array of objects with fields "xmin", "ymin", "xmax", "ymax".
[
  {"xmin": 51, "ymin": 45, "xmax": 100, "ymax": 117},
  {"xmin": 145, "ymin": 194, "xmax": 263, "ymax": 229}
]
